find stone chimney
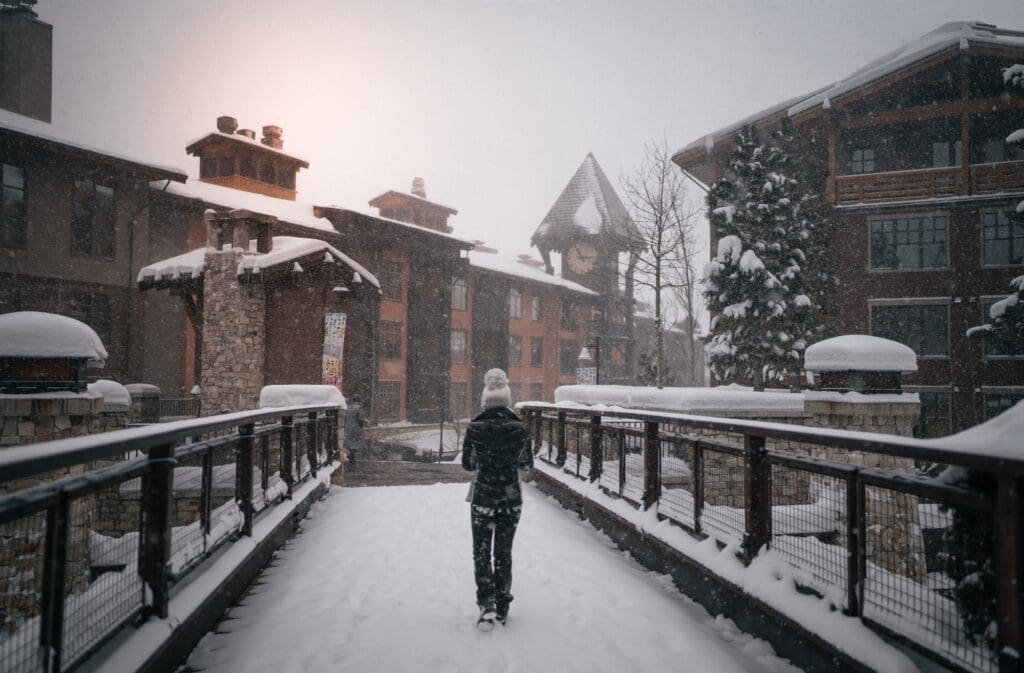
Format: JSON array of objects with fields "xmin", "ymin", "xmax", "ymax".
[
  {"xmin": 412, "ymin": 177, "xmax": 426, "ymax": 198},
  {"xmin": 262, "ymin": 125, "xmax": 283, "ymax": 150},
  {"xmin": 237, "ymin": 128, "xmax": 256, "ymax": 140},
  {"xmin": 0, "ymin": 3, "xmax": 52, "ymax": 122}
]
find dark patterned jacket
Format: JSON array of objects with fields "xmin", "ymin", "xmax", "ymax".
[{"xmin": 461, "ymin": 406, "xmax": 533, "ymax": 507}]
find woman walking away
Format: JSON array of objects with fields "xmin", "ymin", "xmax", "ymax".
[{"xmin": 462, "ymin": 368, "xmax": 533, "ymax": 630}]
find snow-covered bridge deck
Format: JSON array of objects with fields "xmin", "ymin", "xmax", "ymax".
[{"xmin": 183, "ymin": 482, "xmax": 798, "ymax": 673}]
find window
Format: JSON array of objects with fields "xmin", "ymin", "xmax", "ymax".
[
  {"xmin": 871, "ymin": 303, "xmax": 948, "ymax": 356},
  {"xmin": 240, "ymin": 157, "xmax": 257, "ymax": 178},
  {"xmin": 450, "ymin": 382, "xmax": 468, "ymax": 419},
  {"xmin": 530, "ymin": 337, "xmax": 543, "ymax": 367},
  {"xmin": 530, "ymin": 383, "xmax": 543, "ymax": 401},
  {"xmin": 451, "ymin": 276, "xmax": 467, "ymax": 311},
  {"xmin": 981, "ymin": 299, "xmax": 1023, "ymax": 357},
  {"xmin": 509, "ymin": 335, "xmax": 522, "ymax": 366},
  {"xmin": 275, "ymin": 168, "xmax": 295, "ymax": 189},
  {"xmin": 374, "ymin": 381, "xmax": 401, "ymax": 422},
  {"xmin": 1, "ymin": 162, "xmax": 26, "ymax": 248},
  {"xmin": 378, "ymin": 321, "xmax": 402, "ymax": 360},
  {"xmin": 850, "ymin": 148, "xmax": 875, "ymax": 174},
  {"xmin": 560, "ymin": 299, "xmax": 577, "ymax": 331},
  {"xmin": 200, "ymin": 156, "xmax": 217, "ymax": 179},
  {"xmin": 71, "ymin": 179, "xmax": 115, "ymax": 258},
  {"xmin": 870, "ymin": 215, "xmax": 947, "ymax": 269},
  {"xmin": 259, "ymin": 162, "xmax": 275, "ymax": 184},
  {"xmin": 971, "ymin": 112, "xmax": 1024, "ymax": 164},
  {"xmin": 985, "ymin": 392, "xmax": 1024, "ymax": 420},
  {"xmin": 218, "ymin": 156, "xmax": 235, "ymax": 176},
  {"xmin": 914, "ymin": 392, "xmax": 951, "ymax": 438},
  {"xmin": 531, "ymin": 296, "xmax": 542, "ymax": 321},
  {"xmin": 559, "ymin": 339, "xmax": 579, "ymax": 376},
  {"xmin": 982, "ymin": 210, "xmax": 1024, "ymax": 266},
  {"xmin": 509, "ymin": 382, "xmax": 522, "ymax": 404},
  {"xmin": 451, "ymin": 329, "xmax": 467, "ymax": 364},
  {"xmin": 509, "ymin": 288, "xmax": 523, "ymax": 319},
  {"xmin": 69, "ymin": 292, "xmax": 111, "ymax": 346},
  {"xmin": 380, "ymin": 261, "xmax": 403, "ymax": 302}
]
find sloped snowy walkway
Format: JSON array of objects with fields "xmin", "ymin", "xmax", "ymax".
[{"xmin": 184, "ymin": 482, "xmax": 801, "ymax": 673}]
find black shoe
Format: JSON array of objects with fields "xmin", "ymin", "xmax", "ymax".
[
  {"xmin": 495, "ymin": 605, "xmax": 508, "ymax": 625},
  {"xmin": 477, "ymin": 601, "xmax": 497, "ymax": 631}
]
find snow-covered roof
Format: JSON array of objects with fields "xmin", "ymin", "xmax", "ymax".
[
  {"xmin": 260, "ymin": 385, "xmax": 346, "ymax": 410},
  {"xmin": 532, "ymin": 153, "xmax": 636, "ymax": 246},
  {"xmin": 151, "ymin": 179, "xmax": 335, "ymax": 232},
  {"xmin": 88, "ymin": 379, "xmax": 132, "ymax": 412},
  {"xmin": 804, "ymin": 335, "xmax": 918, "ymax": 373},
  {"xmin": 185, "ymin": 131, "xmax": 309, "ymax": 167},
  {"xmin": 467, "ymin": 250, "xmax": 596, "ymax": 295},
  {"xmin": 318, "ymin": 205, "xmax": 475, "ymax": 247},
  {"xmin": 0, "ymin": 311, "xmax": 108, "ymax": 364},
  {"xmin": 138, "ymin": 236, "xmax": 380, "ymax": 289},
  {"xmin": 0, "ymin": 110, "xmax": 187, "ymax": 179},
  {"xmin": 367, "ymin": 189, "xmax": 458, "ymax": 214},
  {"xmin": 676, "ymin": 21, "xmax": 1024, "ymax": 160}
]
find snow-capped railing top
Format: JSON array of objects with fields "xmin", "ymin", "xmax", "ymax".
[{"xmin": 0, "ymin": 311, "xmax": 108, "ymax": 364}]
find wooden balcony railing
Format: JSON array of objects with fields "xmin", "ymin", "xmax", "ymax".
[
  {"xmin": 834, "ymin": 167, "xmax": 962, "ymax": 205},
  {"xmin": 970, "ymin": 161, "xmax": 1024, "ymax": 195}
]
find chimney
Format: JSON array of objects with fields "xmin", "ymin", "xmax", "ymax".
[
  {"xmin": 0, "ymin": 3, "xmax": 52, "ymax": 122},
  {"xmin": 261, "ymin": 125, "xmax": 283, "ymax": 150},
  {"xmin": 236, "ymin": 128, "xmax": 256, "ymax": 140},
  {"xmin": 411, "ymin": 177, "xmax": 426, "ymax": 198},
  {"xmin": 217, "ymin": 115, "xmax": 238, "ymax": 134}
]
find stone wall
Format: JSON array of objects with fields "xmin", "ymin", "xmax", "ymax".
[{"xmin": 200, "ymin": 249, "xmax": 266, "ymax": 415}]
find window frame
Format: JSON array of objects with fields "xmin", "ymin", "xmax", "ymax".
[
  {"xmin": 982, "ymin": 387, "xmax": 1024, "ymax": 420},
  {"xmin": 531, "ymin": 295, "xmax": 543, "ymax": 321},
  {"xmin": 508, "ymin": 334, "xmax": 523, "ymax": 367},
  {"xmin": 373, "ymin": 381, "xmax": 402, "ymax": 422},
  {"xmin": 868, "ymin": 298, "xmax": 950, "ymax": 358},
  {"xmin": 378, "ymin": 320, "xmax": 403, "ymax": 361},
  {"xmin": 379, "ymin": 260, "xmax": 404, "ymax": 302},
  {"xmin": 530, "ymin": 336, "xmax": 544, "ymax": 368},
  {"xmin": 981, "ymin": 208, "xmax": 1024, "ymax": 267},
  {"xmin": 69, "ymin": 292, "xmax": 112, "ymax": 347},
  {"xmin": 559, "ymin": 339, "xmax": 580, "ymax": 376},
  {"xmin": 868, "ymin": 212, "xmax": 949, "ymax": 271},
  {"xmin": 450, "ymin": 329, "xmax": 468, "ymax": 364},
  {"xmin": 451, "ymin": 276, "xmax": 468, "ymax": 311},
  {"xmin": 979, "ymin": 295, "xmax": 1024, "ymax": 358},
  {"xmin": 70, "ymin": 178, "xmax": 116, "ymax": 259},
  {"xmin": 509, "ymin": 287, "xmax": 523, "ymax": 320},
  {"xmin": 1, "ymin": 161, "xmax": 27, "ymax": 249}
]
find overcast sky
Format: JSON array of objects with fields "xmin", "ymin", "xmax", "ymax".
[{"xmin": 33, "ymin": 0, "xmax": 1023, "ymax": 265}]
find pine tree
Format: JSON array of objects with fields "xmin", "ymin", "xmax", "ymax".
[{"xmin": 703, "ymin": 125, "xmax": 818, "ymax": 389}]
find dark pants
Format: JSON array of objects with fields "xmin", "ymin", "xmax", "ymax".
[{"xmin": 471, "ymin": 503, "xmax": 521, "ymax": 609}]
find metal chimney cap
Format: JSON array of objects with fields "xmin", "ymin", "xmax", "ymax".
[
  {"xmin": 411, "ymin": 177, "xmax": 426, "ymax": 198},
  {"xmin": 217, "ymin": 116, "xmax": 239, "ymax": 134}
]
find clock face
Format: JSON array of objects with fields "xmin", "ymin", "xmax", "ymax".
[{"xmin": 567, "ymin": 243, "xmax": 597, "ymax": 274}]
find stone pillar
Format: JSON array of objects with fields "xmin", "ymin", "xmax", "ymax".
[
  {"xmin": 199, "ymin": 249, "xmax": 266, "ymax": 415},
  {"xmin": 803, "ymin": 394, "xmax": 927, "ymax": 581}
]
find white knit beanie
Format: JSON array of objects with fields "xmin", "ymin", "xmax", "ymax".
[{"xmin": 480, "ymin": 368, "xmax": 512, "ymax": 409}]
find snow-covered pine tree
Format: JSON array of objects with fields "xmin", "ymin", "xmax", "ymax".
[{"xmin": 702, "ymin": 124, "xmax": 813, "ymax": 390}]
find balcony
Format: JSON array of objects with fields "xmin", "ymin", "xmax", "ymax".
[
  {"xmin": 834, "ymin": 167, "xmax": 962, "ymax": 205},
  {"xmin": 970, "ymin": 160, "xmax": 1024, "ymax": 195}
]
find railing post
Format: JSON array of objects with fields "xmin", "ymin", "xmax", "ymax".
[
  {"xmin": 532, "ymin": 409, "xmax": 542, "ymax": 452},
  {"xmin": 307, "ymin": 412, "xmax": 319, "ymax": 478},
  {"xmin": 742, "ymin": 434, "xmax": 771, "ymax": 563},
  {"xmin": 39, "ymin": 494, "xmax": 70, "ymax": 673},
  {"xmin": 845, "ymin": 471, "xmax": 865, "ymax": 617},
  {"xmin": 260, "ymin": 434, "xmax": 270, "ymax": 506},
  {"xmin": 237, "ymin": 423, "xmax": 255, "ymax": 537},
  {"xmin": 327, "ymin": 408, "xmax": 339, "ymax": 463},
  {"xmin": 143, "ymin": 442, "xmax": 175, "ymax": 618},
  {"xmin": 556, "ymin": 411, "xmax": 567, "ymax": 467},
  {"xmin": 642, "ymin": 420, "xmax": 660, "ymax": 510},
  {"xmin": 617, "ymin": 429, "xmax": 626, "ymax": 497},
  {"xmin": 281, "ymin": 415, "xmax": 294, "ymax": 497},
  {"xmin": 588, "ymin": 415, "xmax": 602, "ymax": 482},
  {"xmin": 547, "ymin": 415, "xmax": 554, "ymax": 462},
  {"xmin": 200, "ymin": 449, "xmax": 213, "ymax": 548},
  {"xmin": 995, "ymin": 475, "xmax": 1024, "ymax": 673},
  {"xmin": 692, "ymin": 441, "xmax": 704, "ymax": 535}
]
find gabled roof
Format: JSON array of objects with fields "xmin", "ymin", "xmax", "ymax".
[
  {"xmin": 185, "ymin": 131, "xmax": 310, "ymax": 168},
  {"xmin": 467, "ymin": 250, "xmax": 596, "ymax": 296},
  {"xmin": 674, "ymin": 21, "xmax": 1024, "ymax": 162},
  {"xmin": 367, "ymin": 189, "xmax": 457, "ymax": 215},
  {"xmin": 531, "ymin": 153, "xmax": 635, "ymax": 249},
  {"xmin": 137, "ymin": 235, "xmax": 379, "ymax": 289},
  {"xmin": 0, "ymin": 110, "xmax": 187, "ymax": 182},
  {"xmin": 315, "ymin": 205, "xmax": 474, "ymax": 248}
]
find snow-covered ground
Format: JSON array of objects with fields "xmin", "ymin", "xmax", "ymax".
[{"xmin": 184, "ymin": 483, "xmax": 800, "ymax": 673}]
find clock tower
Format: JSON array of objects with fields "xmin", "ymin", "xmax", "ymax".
[{"xmin": 531, "ymin": 153, "xmax": 638, "ymax": 384}]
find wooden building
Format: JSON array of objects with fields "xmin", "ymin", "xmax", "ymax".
[{"xmin": 673, "ymin": 21, "xmax": 1024, "ymax": 434}]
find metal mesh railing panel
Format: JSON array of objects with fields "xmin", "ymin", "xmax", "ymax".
[
  {"xmin": 862, "ymin": 486, "xmax": 995, "ymax": 673},
  {"xmin": 700, "ymin": 447, "xmax": 745, "ymax": 545},
  {"xmin": 169, "ymin": 451, "xmax": 206, "ymax": 575},
  {"xmin": 621, "ymin": 428, "xmax": 645, "ymax": 504},
  {"xmin": 61, "ymin": 489, "xmax": 143, "ymax": 668},
  {"xmin": 769, "ymin": 464, "xmax": 847, "ymax": 608},
  {"xmin": 207, "ymin": 444, "xmax": 241, "ymax": 552},
  {"xmin": 0, "ymin": 512, "xmax": 47, "ymax": 673},
  {"xmin": 656, "ymin": 436, "xmax": 695, "ymax": 529}
]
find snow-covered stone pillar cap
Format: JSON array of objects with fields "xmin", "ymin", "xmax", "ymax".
[{"xmin": 804, "ymin": 335, "xmax": 917, "ymax": 394}]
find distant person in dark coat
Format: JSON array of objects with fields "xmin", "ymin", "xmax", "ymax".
[
  {"xmin": 344, "ymin": 395, "xmax": 366, "ymax": 463},
  {"xmin": 462, "ymin": 368, "xmax": 533, "ymax": 627}
]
